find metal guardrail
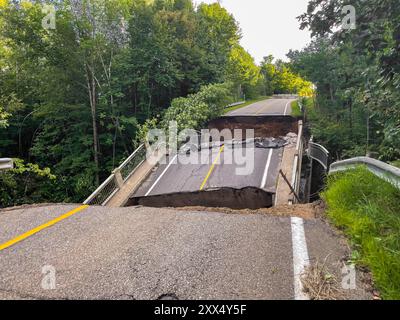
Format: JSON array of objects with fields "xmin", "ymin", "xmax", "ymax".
[
  {"xmin": 289, "ymin": 120, "xmax": 303, "ymax": 204},
  {"xmin": 83, "ymin": 144, "xmax": 146, "ymax": 206},
  {"xmin": 0, "ymin": 158, "xmax": 13, "ymax": 171},
  {"xmin": 308, "ymin": 142, "xmax": 330, "ymax": 170},
  {"xmin": 225, "ymin": 101, "xmax": 246, "ymax": 109},
  {"xmin": 273, "ymin": 94, "xmax": 299, "ymax": 99},
  {"xmin": 329, "ymin": 157, "xmax": 400, "ymax": 190},
  {"xmin": 119, "ymin": 145, "xmax": 147, "ymax": 181},
  {"xmin": 84, "ymin": 174, "xmax": 119, "ymax": 206}
]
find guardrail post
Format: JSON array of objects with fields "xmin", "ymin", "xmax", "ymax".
[{"xmin": 112, "ymin": 168, "xmax": 124, "ymax": 189}]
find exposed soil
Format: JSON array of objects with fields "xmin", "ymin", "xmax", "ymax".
[
  {"xmin": 207, "ymin": 116, "xmax": 299, "ymax": 139},
  {"xmin": 128, "ymin": 187, "xmax": 274, "ymax": 210},
  {"xmin": 158, "ymin": 203, "xmax": 317, "ymax": 219}
]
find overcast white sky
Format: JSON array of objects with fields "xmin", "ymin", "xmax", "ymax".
[{"xmin": 195, "ymin": 0, "xmax": 312, "ymax": 64}]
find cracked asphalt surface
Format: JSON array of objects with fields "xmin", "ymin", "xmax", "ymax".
[
  {"xmin": 0, "ymin": 205, "xmax": 373, "ymax": 300},
  {"xmin": 133, "ymin": 145, "xmax": 283, "ymax": 198},
  {"xmin": 132, "ymin": 98, "xmax": 293, "ymax": 202},
  {"xmin": 0, "ymin": 205, "xmax": 294, "ymax": 300},
  {"xmin": 0, "ymin": 99, "xmax": 372, "ymax": 300}
]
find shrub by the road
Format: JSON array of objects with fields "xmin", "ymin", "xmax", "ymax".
[
  {"xmin": 162, "ymin": 82, "xmax": 234, "ymax": 131},
  {"xmin": 137, "ymin": 82, "xmax": 234, "ymax": 144},
  {"xmin": 0, "ymin": 159, "xmax": 57, "ymax": 208}
]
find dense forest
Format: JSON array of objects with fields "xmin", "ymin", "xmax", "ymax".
[
  {"xmin": 0, "ymin": 0, "xmax": 311, "ymax": 207},
  {"xmin": 288, "ymin": 0, "xmax": 400, "ymax": 163}
]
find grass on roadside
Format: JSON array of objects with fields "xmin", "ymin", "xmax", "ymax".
[
  {"xmin": 291, "ymin": 100, "xmax": 302, "ymax": 117},
  {"xmin": 323, "ymin": 166, "xmax": 400, "ymax": 300},
  {"xmin": 291, "ymin": 97, "xmax": 316, "ymax": 118},
  {"xmin": 223, "ymin": 96, "xmax": 271, "ymax": 114},
  {"xmin": 391, "ymin": 160, "xmax": 400, "ymax": 169}
]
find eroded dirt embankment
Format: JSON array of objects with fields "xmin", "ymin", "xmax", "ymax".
[
  {"xmin": 172, "ymin": 202, "xmax": 320, "ymax": 220},
  {"xmin": 208, "ymin": 116, "xmax": 298, "ymax": 139}
]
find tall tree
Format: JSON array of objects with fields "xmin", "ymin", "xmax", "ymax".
[
  {"xmin": 225, "ymin": 44, "xmax": 261, "ymax": 99},
  {"xmin": 295, "ymin": 0, "xmax": 400, "ymax": 160}
]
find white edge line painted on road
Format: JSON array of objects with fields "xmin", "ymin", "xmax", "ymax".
[
  {"xmin": 291, "ymin": 217, "xmax": 310, "ymax": 300},
  {"xmin": 284, "ymin": 100, "xmax": 291, "ymax": 116},
  {"xmin": 145, "ymin": 154, "xmax": 178, "ymax": 196},
  {"xmin": 260, "ymin": 149, "xmax": 273, "ymax": 189}
]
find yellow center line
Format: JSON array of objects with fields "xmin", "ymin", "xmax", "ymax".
[
  {"xmin": 200, "ymin": 145, "xmax": 225, "ymax": 191},
  {"xmin": 0, "ymin": 205, "xmax": 89, "ymax": 251},
  {"xmin": 255, "ymin": 108, "xmax": 263, "ymax": 115}
]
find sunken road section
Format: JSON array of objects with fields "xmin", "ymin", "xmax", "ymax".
[
  {"xmin": 128, "ymin": 187, "xmax": 273, "ymax": 210},
  {"xmin": 127, "ymin": 116, "xmax": 299, "ymax": 210}
]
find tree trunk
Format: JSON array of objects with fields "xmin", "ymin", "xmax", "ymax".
[
  {"xmin": 86, "ymin": 64, "xmax": 100, "ymax": 186},
  {"xmin": 349, "ymin": 99, "xmax": 353, "ymax": 139},
  {"xmin": 91, "ymin": 76, "xmax": 100, "ymax": 186}
]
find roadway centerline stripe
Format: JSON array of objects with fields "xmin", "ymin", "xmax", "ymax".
[
  {"xmin": 200, "ymin": 145, "xmax": 225, "ymax": 191},
  {"xmin": 0, "ymin": 205, "xmax": 89, "ymax": 252},
  {"xmin": 255, "ymin": 104, "xmax": 265, "ymax": 115},
  {"xmin": 260, "ymin": 149, "xmax": 273, "ymax": 189},
  {"xmin": 145, "ymin": 154, "xmax": 178, "ymax": 196},
  {"xmin": 291, "ymin": 217, "xmax": 310, "ymax": 300}
]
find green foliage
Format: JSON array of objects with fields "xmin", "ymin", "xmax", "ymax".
[
  {"xmin": 196, "ymin": 2, "xmax": 240, "ymax": 82},
  {"xmin": 259, "ymin": 56, "xmax": 314, "ymax": 97},
  {"xmin": 291, "ymin": 1, "xmax": 400, "ymax": 162},
  {"xmin": 0, "ymin": 158, "xmax": 56, "ymax": 208},
  {"xmin": 290, "ymin": 101, "xmax": 302, "ymax": 117},
  {"xmin": 225, "ymin": 45, "xmax": 261, "ymax": 99},
  {"xmin": 0, "ymin": 106, "xmax": 10, "ymax": 128},
  {"xmin": 0, "ymin": 0, "xmax": 142, "ymax": 203},
  {"xmin": 299, "ymin": 95, "xmax": 371, "ymax": 159},
  {"xmin": 390, "ymin": 160, "xmax": 400, "ymax": 169},
  {"xmin": 136, "ymin": 117, "xmax": 160, "ymax": 146},
  {"xmin": 127, "ymin": 0, "xmax": 241, "ymax": 116},
  {"xmin": 323, "ymin": 167, "xmax": 400, "ymax": 299},
  {"xmin": 0, "ymin": 0, "xmax": 244, "ymax": 205},
  {"xmin": 162, "ymin": 82, "xmax": 234, "ymax": 131}
]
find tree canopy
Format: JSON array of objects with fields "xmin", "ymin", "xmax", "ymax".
[{"xmin": 289, "ymin": 0, "xmax": 400, "ymax": 161}]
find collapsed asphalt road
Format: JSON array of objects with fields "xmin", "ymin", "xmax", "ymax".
[
  {"xmin": 128, "ymin": 98, "xmax": 300, "ymax": 209},
  {"xmin": 0, "ymin": 98, "xmax": 373, "ymax": 300},
  {"xmin": 0, "ymin": 204, "xmax": 372, "ymax": 300},
  {"xmin": 130, "ymin": 141, "xmax": 284, "ymax": 209}
]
